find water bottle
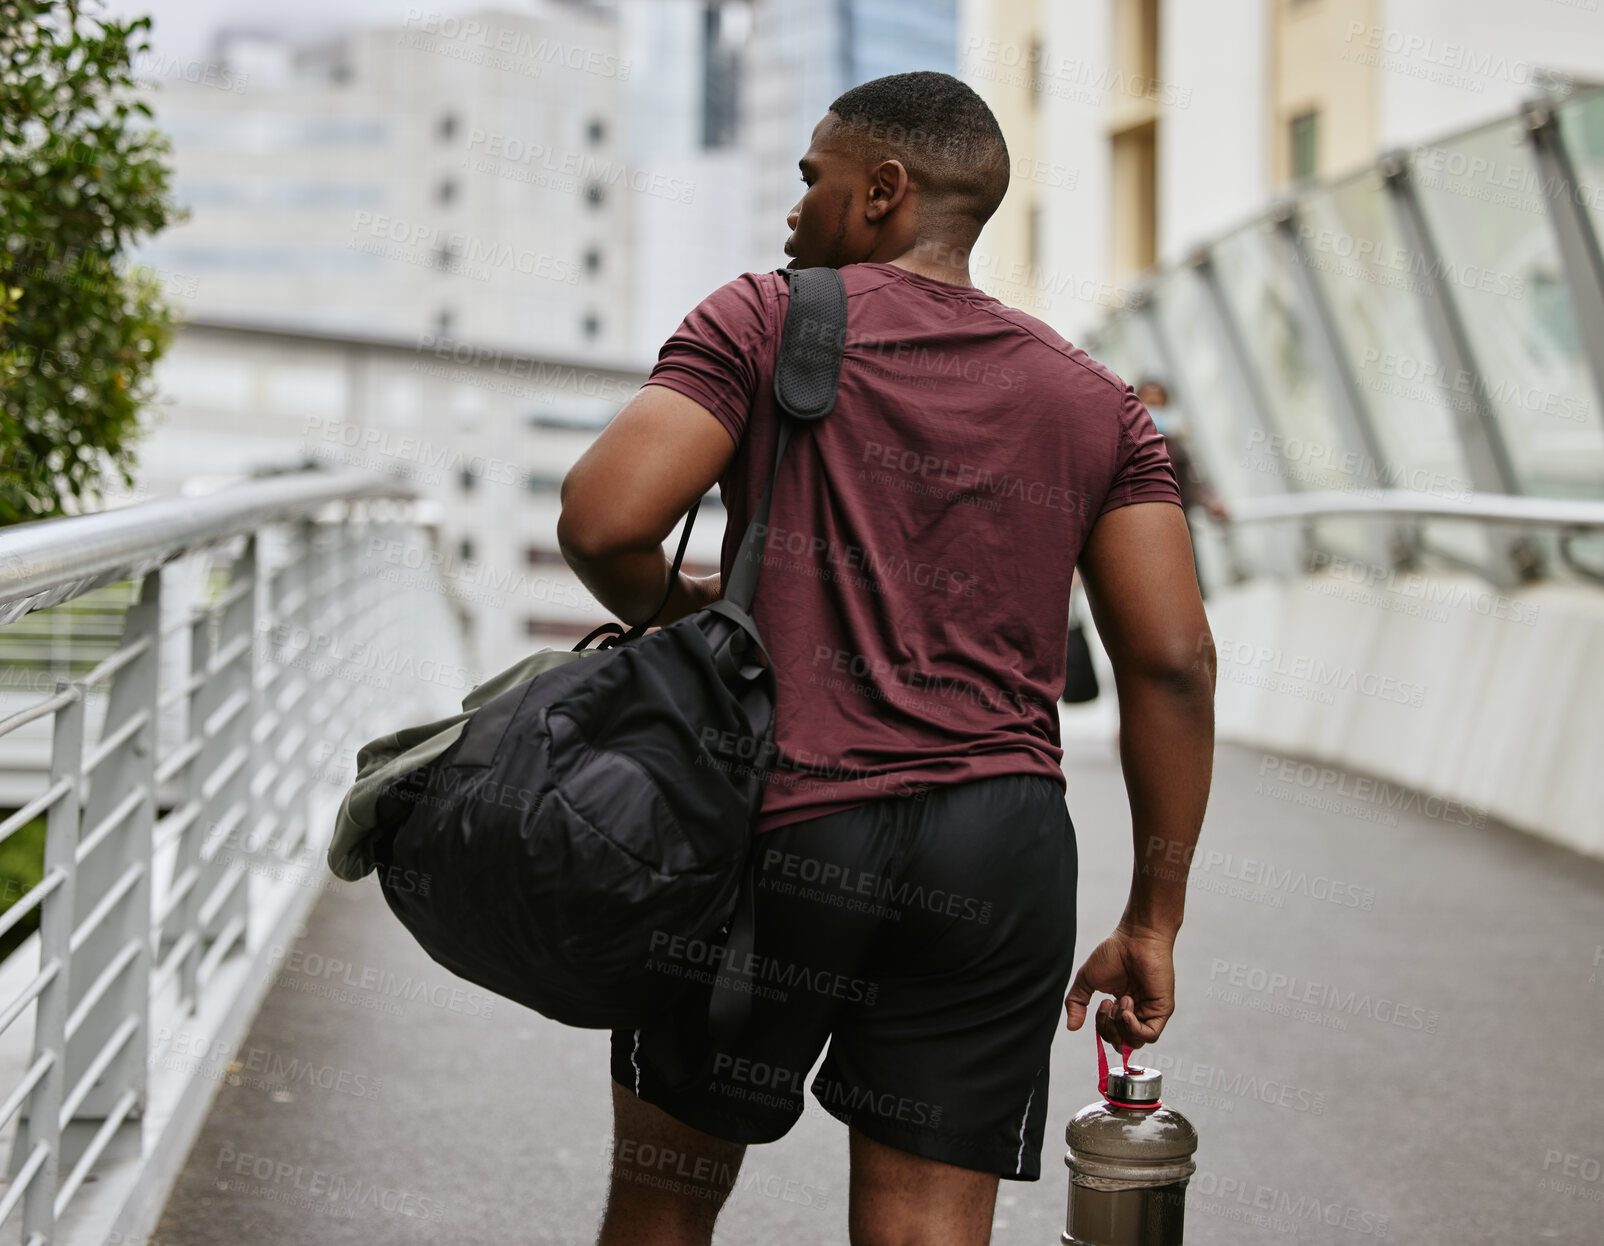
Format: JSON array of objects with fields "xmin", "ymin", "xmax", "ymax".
[{"xmin": 1062, "ymin": 1032, "xmax": 1198, "ymax": 1246}]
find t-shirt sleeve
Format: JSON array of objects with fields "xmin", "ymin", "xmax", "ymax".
[
  {"xmin": 644, "ymin": 272, "xmax": 775, "ymax": 446},
  {"xmin": 1098, "ymin": 385, "xmax": 1185, "ymax": 517}
]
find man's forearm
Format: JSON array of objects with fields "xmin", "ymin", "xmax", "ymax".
[
  {"xmin": 564, "ymin": 544, "xmax": 674, "ymax": 628},
  {"xmin": 1113, "ymin": 670, "xmax": 1215, "ymax": 939},
  {"xmin": 563, "ymin": 545, "xmax": 714, "ymax": 629}
]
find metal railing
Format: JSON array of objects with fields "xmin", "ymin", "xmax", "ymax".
[
  {"xmin": 1199, "ymin": 488, "xmax": 1604, "ymax": 591},
  {"xmin": 1220, "ymin": 490, "xmax": 1604, "ymax": 528},
  {"xmin": 0, "ymin": 470, "xmax": 465, "ymax": 1244}
]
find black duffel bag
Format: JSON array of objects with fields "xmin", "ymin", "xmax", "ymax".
[{"xmin": 328, "ymin": 266, "xmax": 847, "ymax": 1036}]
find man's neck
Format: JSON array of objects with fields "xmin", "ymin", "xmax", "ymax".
[{"xmin": 881, "ymin": 237, "xmax": 977, "ymax": 289}]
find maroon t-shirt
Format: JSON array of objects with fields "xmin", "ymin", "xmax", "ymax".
[{"xmin": 647, "ymin": 261, "xmax": 1181, "ymax": 834}]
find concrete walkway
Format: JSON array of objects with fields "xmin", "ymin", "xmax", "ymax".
[{"xmin": 150, "ymin": 739, "xmax": 1604, "ymax": 1245}]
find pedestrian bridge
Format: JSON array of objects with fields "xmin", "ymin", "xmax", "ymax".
[
  {"xmin": 0, "ymin": 458, "xmax": 1598, "ymax": 1246},
  {"xmin": 0, "ymin": 86, "xmax": 1602, "ymax": 1245}
]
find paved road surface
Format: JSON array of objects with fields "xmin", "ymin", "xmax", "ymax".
[{"xmin": 152, "ymin": 738, "xmax": 1604, "ymax": 1245}]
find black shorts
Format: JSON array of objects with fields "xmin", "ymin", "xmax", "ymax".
[{"xmin": 608, "ymin": 771, "xmax": 1078, "ymax": 1180}]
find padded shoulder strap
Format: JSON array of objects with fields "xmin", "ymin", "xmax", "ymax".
[
  {"xmin": 773, "ymin": 266, "xmax": 848, "ymax": 420},
  {"xmin": 721, "ymin": 267, "xmax": 848, "ymax": 614}
]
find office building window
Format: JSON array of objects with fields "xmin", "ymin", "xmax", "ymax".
[
  {"xmin": 437, "ymin": 112, "xmax": 459, "ymax": 142},
  {"xmin": 584, "ymin": 183, "xmax": 605, "ymax": 208},
  {"xmin": 1290, "ymin": 110, "xmax": 1319, "ymax": 181},
  {"xmin": 587, "ymin": 116, "xmax": 607, "ymax": 145},
  {"xmin": 459, "ymin": 466, "xmax": 476, "ymax": 493},
  {"xmin": 526, "ymin": 546, "xmax": 567, "ymax": 567},
  {"xmin": 527, "ymin": 410, "xmax": 608, "ymax": 432},
  {"xmin": 1110, "ymin": 122, "xmax": 1157, "ymax": 277},
  {"xmin": 435, "ymin": 308, "xmax": 454, "ymax": 337},
  {"xmin": 584, "ymin": 246, "xmax": 602, "ymax": 276},
  {"xmin": 1109, "ymin": 0, "xmax": 1160, "ymax": 279},
  {"xmin": 459, "ymin": 536, "xmax": 476, "ymax": 562},
  {"xmin": 701, "ymin": 2, "xmax": 745, "ymax": 149},
  {"xmin": 1114, "ymin": 0, "xmax": 1160, "ymax": 83},
  {"xmin": 437, "ymin": 177, "xmax": 458, "ymax": 205},
  {"xmin": 582, "ymin": 312, "xmax": 602, "ymax": 340}
]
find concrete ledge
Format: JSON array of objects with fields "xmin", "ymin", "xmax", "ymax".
[{"xmin": 1206, "ymin": 572, "xmax": 1604, "ymax": 858}]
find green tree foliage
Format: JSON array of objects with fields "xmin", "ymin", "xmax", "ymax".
[{"xmin": 0, "ymin": 0, "xmax": 182, "ymax": 525}]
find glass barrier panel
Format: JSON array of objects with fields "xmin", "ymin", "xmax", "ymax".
[
  {"xmin": 1082, "ymin": 312, "xmax": 1141, "ymax": 382},
  {"xmin": 1150, "ymin": 268, "xmax": 1299, "ymax": 576},
  {"xmin": 1411, "ymin": 114, "xmax": 1604, "ymax": 499},
  {"xmin": 1211, "ymin": 220, "xmax": 1371, "ymax": 559},
  {"xmin": 1211, "ymin": 219, "xmax": 1360, "ymax": 492},
  {"xmin": 1557, "ymin": 88, "xmax": 1604, "ymax": 282},
  {"xmin": 1299, "ymin": 171, "xmax": 1490, "ymax": 569},
  {"xmin": 1150, "ymin": 268, "xmax": 1265, "ymax": 505}
]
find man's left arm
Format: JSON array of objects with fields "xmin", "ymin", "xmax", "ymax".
[{"xmin": 557, "ymin": 385, "xmax": 736, "ymax": 628}]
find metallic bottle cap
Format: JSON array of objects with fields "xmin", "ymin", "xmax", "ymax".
[{"xmin": 1105, "ymin": 1065, "xmax": 1163, "ymax": 1105}]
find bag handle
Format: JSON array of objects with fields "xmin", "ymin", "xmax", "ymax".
[{"xmin": 575, "ymin": 498, "xmax": 700, "ymax": 651}]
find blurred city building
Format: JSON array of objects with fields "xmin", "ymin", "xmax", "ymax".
[
  {"xmin": 136, "ymin": 1, "xmax": 764, "ymax": 366},
  {"xmin": 137, "ymin": 321, "xmax": 660, "ymax": 673},
  {"xmin": 962, "ymin": 0, "xmax": 1604, "ymax": 340},
  {"xmin": 125, "ymin": 2, "xmax": 763, "ymax": 672},
  {"xmin": 745, "ymin": 0, "xmax": 960, "ymax": 259},
  {"xmin": 143, "ymin": 5, "xmax": 629, "ymax": 357},
  {"xmin": 624, "ymin": 0, "xmax": 764, "ymax": 354}
]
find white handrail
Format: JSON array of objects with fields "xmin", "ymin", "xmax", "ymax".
[
  {"xmin": 0, "ymin": 470, "xmax": 416, "ymax": 624},
  {"xmin": 1221, "ymin": 489, "xmax": 1604, "ymax": 528}
]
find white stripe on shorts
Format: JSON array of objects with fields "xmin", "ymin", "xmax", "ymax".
[{"xmin": 1015, "ymin": 1074, "xmax": 1039, "ymax": 1175}]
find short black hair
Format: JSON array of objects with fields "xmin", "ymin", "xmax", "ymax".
[{"xmin": 827, "ymin": 71, "xmax": 1010, "ymax": 235}]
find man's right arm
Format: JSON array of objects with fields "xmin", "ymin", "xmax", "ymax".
[{"xmin": 1064, "ymin": 500, "xmax": 1216, "ymax": 1049}]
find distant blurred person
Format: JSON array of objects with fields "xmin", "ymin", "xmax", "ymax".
[
  {"xmin": 1135, "ymin": 378, "xmax": 1227, "ymax": 595},
  {"xmin": 560, "ymin": 71, "xmax": 1215, "ymax": 1246},
  {"xmin": 1061, "ymin": 569, "xmax": 1100, "ymax": 704}
]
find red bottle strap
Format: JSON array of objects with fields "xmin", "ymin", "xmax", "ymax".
[
  {"xmin": 1095, "ymin": 1024, "xmax": 1157, "ymax": 1108},
  {"xmin": 1093, "ymin": 1024, "xmax": 1133, "ymax": 1095}
]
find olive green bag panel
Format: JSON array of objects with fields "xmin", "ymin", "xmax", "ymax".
[{"xmin": 325, "ymin": 646, "xmax": 599, "ymax": 882}]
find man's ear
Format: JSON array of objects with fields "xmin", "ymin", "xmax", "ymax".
[{"xmin": 864, "ymin": 158, "xmax": 910, "ymax": 222}]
